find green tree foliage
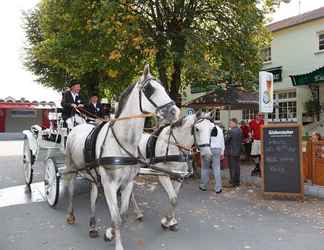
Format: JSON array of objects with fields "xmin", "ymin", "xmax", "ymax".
[
  {"xmin": 126, "ymin": 0, "xmax": 280, "ymax": 105},
  {"xmin": 24, "ymin": 0, "xmax": 145, "ymax": 98},
  {"xmin": 24, "ymin": 0, "xmax": 282, "ymax": 104}
]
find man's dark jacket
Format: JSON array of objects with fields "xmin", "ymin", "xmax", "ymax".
[
  {"xmin": 225, "ymin": 127, "xmax": 243, "ymax": 156},
  {"xmin": 86, "ymin": 102, "xmax": 104, "ymax": 118},
  {"xmin": 61, "ymin": 91, "xmax": 84, "ymax": 120}
]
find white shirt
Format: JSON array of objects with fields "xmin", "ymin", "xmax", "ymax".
[
  {"xmin": 210, "ymin": 125, "xmax": 225, "ymax": 154},
  {"xmin": 71, "ymin": 91, "xmax": 78, "ymax": 102}
]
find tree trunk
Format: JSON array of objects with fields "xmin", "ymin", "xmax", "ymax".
[
  {"xmin": 170, "ymin": 36, "xmax": 186, "ymax": 107},
  {"xmin": 156, "ymin": 47, "xmax": 168, "ymax": 89}
]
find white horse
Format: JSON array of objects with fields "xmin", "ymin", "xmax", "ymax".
[
  {"xmin": 133, "ymin": 113, "xmax": 215, "ymax": 230},
  {"xmin": 64, "ymin": 65, "xmax": 179, "ymax": 250},
  {"xmin": 65, "ymin": 113, "xmax": 86, "ymax": 130}
]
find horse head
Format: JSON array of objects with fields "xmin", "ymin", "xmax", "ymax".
[
  {"xmin": 192, "ymin": 112, "xmax": 214, "ymax": 158},
  {"xmin": 137, "ymin": 64, "xmax": 180, "ymax": 124}
]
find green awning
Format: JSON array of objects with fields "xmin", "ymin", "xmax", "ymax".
[{"xmin": 290, "ymin": 66, "xmax": 324, "ymax": 86}]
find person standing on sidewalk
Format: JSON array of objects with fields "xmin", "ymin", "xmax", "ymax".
[
  {"xmin": 225, "ymin": 118, "xmax": 243, "ymax": 187},
  {"xmin": 240, "ymin": 120, "xmax": 252, "ymax": 161},
  {"xmin": 249, "ymin": 113, "xmax": 264, "ymax": 176},
  {"xmin": 199, "ymin": 124, "xmax": 225, "ymax": 193}
]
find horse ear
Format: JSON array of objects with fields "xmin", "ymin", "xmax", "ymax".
[
  {"xmin": 143, "ymin": 64, "xmax": 150, "ymax": 79},
  {"xmin": 196, "ymin": 110, "xmax": 202, "ymax": 119}
]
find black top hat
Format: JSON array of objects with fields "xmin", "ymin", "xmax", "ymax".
[{"xmin": 69, "ymin": 79, "xmax": 80, "ymax": 87}]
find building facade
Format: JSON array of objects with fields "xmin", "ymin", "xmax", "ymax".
[
  {"xmin": 264, "ymin": 6, "xmax": 324, "ymax": 126},
  {"xmin": 0, "ymin": 97, "xmax": 56, "ymax": 132},
  {"xmin": 185, "ymin": 6, "xmax": 324, "ymax": 131}
]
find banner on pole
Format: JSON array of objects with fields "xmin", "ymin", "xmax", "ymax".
[{"xmin": 259, "ymin": 71, "xmax": 274, "ymax": 113}]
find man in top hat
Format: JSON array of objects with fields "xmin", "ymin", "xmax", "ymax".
[
  {"xmin": 61, "ymin": 81, "xmax": 84, "ymax": 123},
  {"xmin": 86, "ymin": 93, "xmax": 104, "ymax": 118}
]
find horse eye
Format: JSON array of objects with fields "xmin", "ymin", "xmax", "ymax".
[{"xmin": 195, "ymin": 128, "xmax": 199, "ymax": 132}]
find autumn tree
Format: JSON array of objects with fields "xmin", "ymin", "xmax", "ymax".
[
  {"xmin": 125, "ymin": 0, "xmax": 283, "ymax": 105},
  {"xmin": 24, "ymin": 0, "xmax": 145, "ymax": 98},
  {"xmin": 24, "ymin": 0, "xmax": 284, "ymax": 104}
]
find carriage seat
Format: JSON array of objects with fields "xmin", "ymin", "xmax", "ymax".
[
  {"xmin": 146, "ymin": 125, "xmax": 168, "ymax": 160},
  {"xmin": 84, "ymin": 122, "xmax": 107, "ymax": 163}
]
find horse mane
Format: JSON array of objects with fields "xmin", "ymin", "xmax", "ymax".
[
  {"xmin": 172, "ymin": 116, "xmax": 186, "ymax": 128},
  {"xmin": 115, "ymin": 84, "xmax": 136, "ymax": 118}
]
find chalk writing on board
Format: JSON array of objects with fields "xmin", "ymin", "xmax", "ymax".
[{"xmin": 262, "ymin": 125, "xmax": 302, "ymax": 196}]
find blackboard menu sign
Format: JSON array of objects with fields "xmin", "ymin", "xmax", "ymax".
[{"xmin": 261, "ymin": 124, "xmax": 304, "ymax": 199}]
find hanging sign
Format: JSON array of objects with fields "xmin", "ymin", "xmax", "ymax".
[{"xmin": 259, "ymin": 71, "xmax": 274, "ymax": 113}]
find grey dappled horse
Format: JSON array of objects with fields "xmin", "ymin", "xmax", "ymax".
[
  {"xmin": 133, "ymin": 113, "xmax": 214, "ymax": 230},
  {"xmin": 64, "ymin": 65, "xmax": 179, "ymax": 250}
]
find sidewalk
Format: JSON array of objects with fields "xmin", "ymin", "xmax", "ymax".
[{"xmin": 221, "ymin": 161, "xmax": 324, "ymax": 199}]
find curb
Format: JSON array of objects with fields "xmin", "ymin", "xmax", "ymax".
[{"xmin": 240, "ymin": 174, "xmax": 324, "ymax": 199}]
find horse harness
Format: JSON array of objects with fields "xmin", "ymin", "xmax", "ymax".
[
  {"xmin": 64, "ymin": 78, "xmax": 178, "ymax": 182},
  {"xmin": 144, "ymin": 124, "xmax": 193, "ymax": 165}
]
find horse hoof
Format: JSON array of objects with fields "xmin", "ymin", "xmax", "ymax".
[
  {"xmin": 66, "ymin": 214, "xmax": 76, "ymax": 225},
  {"xmin": 89, "ymin": 229, "xmax": 99, "ymax": 238},
  {"xmin": 161, "ymin": 217, "xmax": 169, "ymax": 230},
  {"xmin": 169, "ymin": 224, "xmax": 178, "ymax": 232},
  {"xmin": 136, "ymin": 214, "xmax": 144, "ymax": 221},
  {"xmin": 161, "ymin": 223, "xmax": 169, "ymax": 230},
  {"xmin": 104, "ymin": 228, "xmax": 114, "ymax": 242}
]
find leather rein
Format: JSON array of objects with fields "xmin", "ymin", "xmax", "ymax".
[{"xmin": 64, "ymin": 79, "xmax": 186, "ymax": 180}]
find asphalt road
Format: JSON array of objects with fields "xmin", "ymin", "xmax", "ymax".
[{"xmin": 1, "ymin": 154, "xmax": 324, "ymax": 250}]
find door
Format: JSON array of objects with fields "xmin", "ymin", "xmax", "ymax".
[{"xmin": 0, "ymin": 109, "xmax": 6, "ymax": 132}]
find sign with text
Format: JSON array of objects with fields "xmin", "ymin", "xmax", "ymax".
[
  {"xmin": 259, "ymin": 71, "xmax": 274, "ymax": 113},
  {"xmin": 261, "ymin": 124, "xmax": 304, "ymax": 199}
]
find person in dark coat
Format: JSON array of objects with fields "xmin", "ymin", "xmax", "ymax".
[
  {"xmin": 61, "ymin": 81, "xmax": 84, "ymax": 122},
  {"xmin": 225, "ymin": 118, "xmax": 243, "ymax": 187},
  {"xmin": 86, "ymin": 94, "xmax": 104, "ymax": 118}
]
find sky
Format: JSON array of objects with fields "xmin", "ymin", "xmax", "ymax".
[{"xmin": 0, "ymin": 0, "xmax": 324, "ymax": 105}]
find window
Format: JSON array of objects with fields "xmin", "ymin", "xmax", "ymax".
[
  {"xmin": 242, "ymin": 109, "xmax": 257, "ymax": 121},
  {"xmin": 319, "ymin": 33, "xmax": 324, "ymax": 51},
  {"xmin": 268, "ymin": 91, "xmax": 297, "ymax": 122},
  {"xmin": 261, "ymin": 47, "xmax": 271, "ymax": 62},
  {"xmin": 11, "ymin": 110, "xmax": 36, "ymax": 118}
]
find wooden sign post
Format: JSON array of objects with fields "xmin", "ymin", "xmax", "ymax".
[{"xmin": 261, "ymin": 124, "xmax": 304, "ymax": 200}]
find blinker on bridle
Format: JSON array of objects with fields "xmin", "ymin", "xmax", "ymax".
[
  {"xmin": 139, "ymin": 77, "xmax": 175, "ymax": 114},
  {"xmin": 192, "ymin": 118, "xmax": 213, "ymax": 148}
]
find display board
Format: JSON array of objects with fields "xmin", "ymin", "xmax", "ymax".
[{"xmin": 261, "ymin": 124, "xmax": 304, "ymax": 199}]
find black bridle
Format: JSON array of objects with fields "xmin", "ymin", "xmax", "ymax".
[
  {"xmin": 63, "ymin": 76, "xmax": 186, "ymax": 182},
  {"xmin": 139, "ymin": 77, "xmax": 175, "ymax": 114}
]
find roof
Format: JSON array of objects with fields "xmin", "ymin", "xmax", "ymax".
[
  {"xmin": 0, "ymin": 97, "xmax": 56, "ymax": 109},
  {"xmin": 268, "ymin": 6, "xmax": 324, "ymax": 32},
  {"xmin": 290, "ymin": 66, "xmax": 324, "ymax": 86},
  {"xmin": 184, "ymin": 87, "xmax": 258, "ymax": 110}
]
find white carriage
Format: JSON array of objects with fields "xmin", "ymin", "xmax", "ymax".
[{"xmin": 22, "ymin": 109, "xmax": 70, "ymax": 207}]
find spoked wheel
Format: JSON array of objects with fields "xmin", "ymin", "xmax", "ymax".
[
  {"xmin": 44, "ymin": 158, "xmax": 60, "ymax": 207},
  {"xmin": 23, "ymin": 139, "xmax": 33, "ymax": 185}
]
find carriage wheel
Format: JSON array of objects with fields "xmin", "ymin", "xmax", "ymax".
[
  {"xmin": 23, "ymin": 139, "xmax": 33, "ymax": 185},
  {"xmin": 44, "ymin": 158, "xmax": 60, "ymax": 207}
]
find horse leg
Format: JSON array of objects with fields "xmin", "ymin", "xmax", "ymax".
[
  {"xmin": 173, "ymin": 180, "xmax": 183, "ymax": 195},
  {"xmin": 66, "ymin": 176, "xmax": 76, "ymax": 224},
  {"xmin": 120, "ymin": 181, "xmax": 134, "ymax": 222},
  {"xmin": 159, "ymin": 176, "xmax": 178, "ymax": 231},
  {"xmin": 89, "ymin": 182, "xmax": 99, "ymax": 238},
  {"xmin": 100, "ymin": 171, "xmax": 124, "ymax": 250},
  {"xmin": 131, "ymin": 192, "xmax": 144, "ymax": 221}
]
